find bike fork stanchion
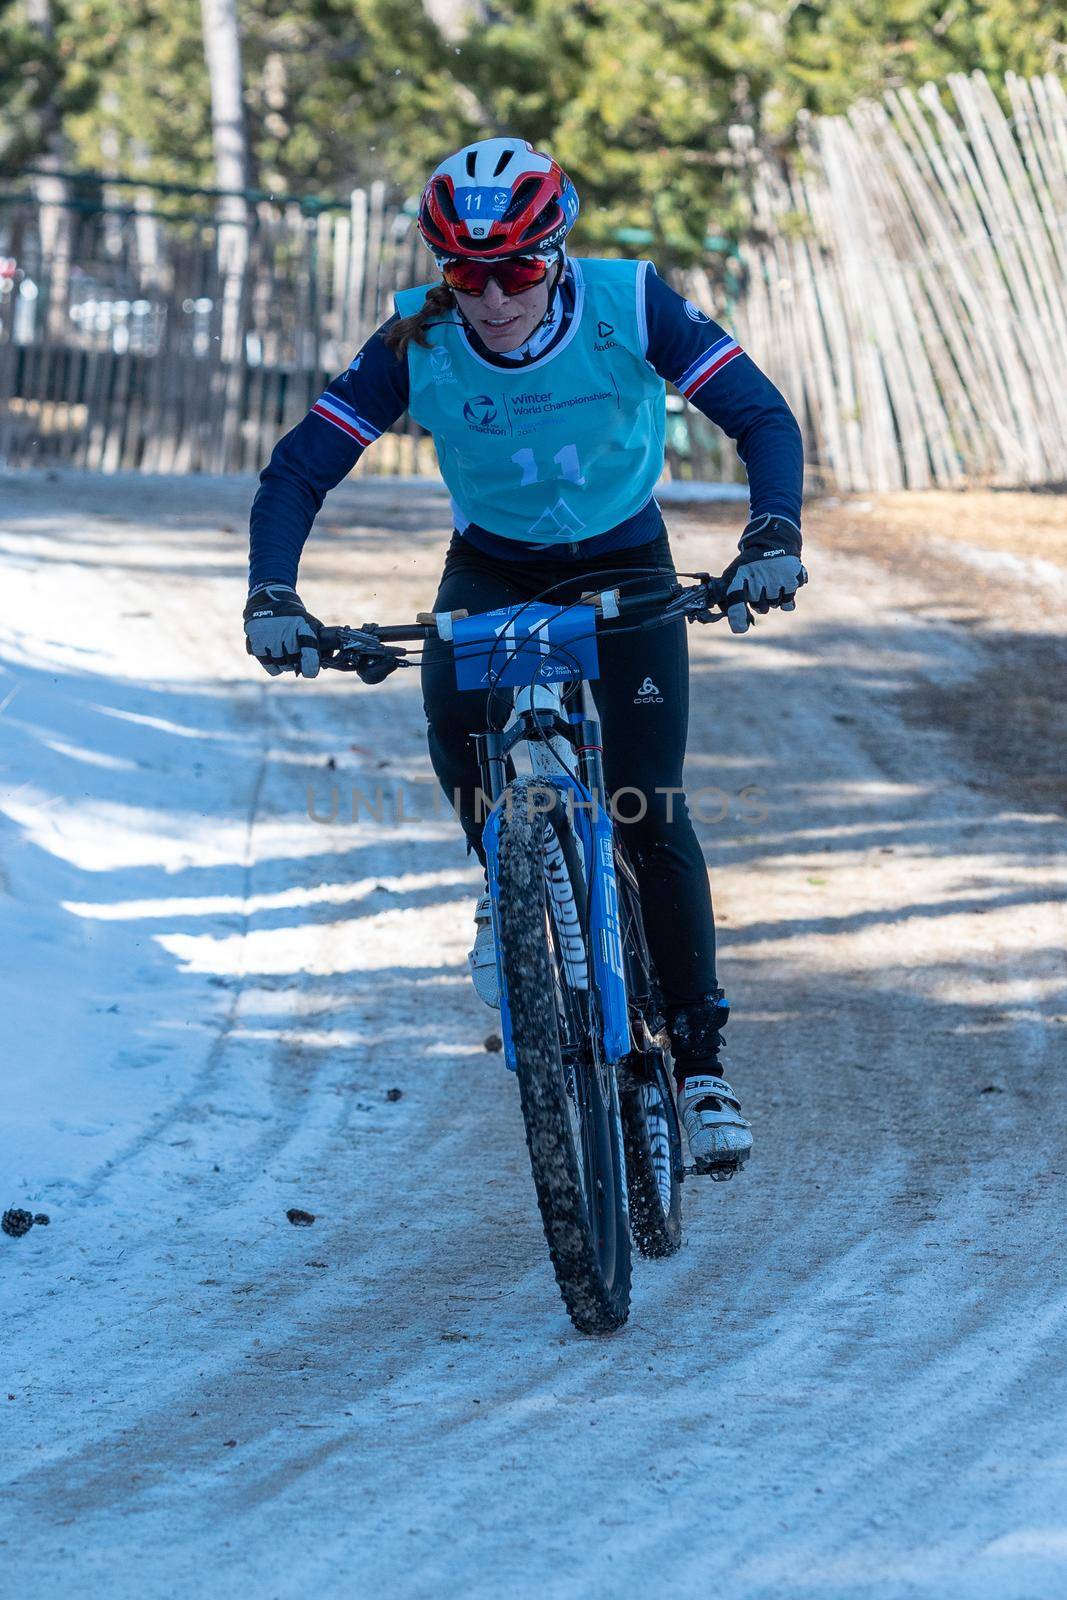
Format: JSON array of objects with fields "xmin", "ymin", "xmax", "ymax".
[
  {"xmin": 575, "ymin": 717, "xmax": 605, "ymax": 806},
  {"xmin": 574, "ymin": 683, "xmax": 604, "ymax": 802},
  {"xmin": 472, "ymin": 729, "xmax": 508, "ymax": 808}
]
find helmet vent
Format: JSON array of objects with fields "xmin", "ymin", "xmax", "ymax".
[
  {"xmin": 464, "ymin": 149, "xmax": 478, "ymax": 178},
  {"xmin": 520, "ymin": 200, "xmax": 560, "ymax": 241},
  {"xmin": 502, "ymin": 176, "xmax": 542, "ymax": 222},
  {"xmin": 492, "ymin": 149, "xmax": 513, "ymax": 178},
  {"xmin": 432, "ymin": 178, "xmax": 461, "ymax": 225},
  {"xmin": 421, "ymin": 214, "xmax": 449, "ymax": 247}
]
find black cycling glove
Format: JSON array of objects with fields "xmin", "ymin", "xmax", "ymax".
[
  {"xmin": 720, "ymin": 514, "xmax": 808, "ymax": 636},
  {"xmin": 243, "ymin": 583, "xmax": 323, "ymax": 677}
]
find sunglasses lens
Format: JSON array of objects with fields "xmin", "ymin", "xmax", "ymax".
[
  {"xmin": 441, "ymin": 256, "xmax": 549, "ymax": 296},
  {"xmin": 495, "ymin": 256, "xmax": 550, "ymax": 293},
  {"xmin": 441, "ymin": 259, "xmax": 492, "ymax": 294}
]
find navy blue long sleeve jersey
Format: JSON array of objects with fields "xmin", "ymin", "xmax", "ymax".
[{"xmin": 248, "ymin": 262, "xmax": 804, "ymax": 590}]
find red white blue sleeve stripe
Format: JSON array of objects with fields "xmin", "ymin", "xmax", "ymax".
[
  {"xmin": 310, "ymin": 391, "xmax": 381, "ymax": 448},
  {"xmin": 676, "ymin": 335, "xmax": 744, "ymax": 399}
]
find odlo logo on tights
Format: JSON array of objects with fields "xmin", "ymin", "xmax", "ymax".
[{"xmin": 634, "ymin": 676, "xmax": 664, "ymax": 705}]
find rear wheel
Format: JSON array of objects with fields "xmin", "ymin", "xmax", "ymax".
[
  {"xmin": 496, "ymin": 778, "xmax": 631, "ymax": 1335},
  {"xmin": 620, "ymin": 1061, "xmax": 683, "ymax": 1257}
]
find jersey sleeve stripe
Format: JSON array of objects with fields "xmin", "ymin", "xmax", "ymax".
[
  {"xmin": 676, "ymin": 334, "xmax": 733, "ymax": 390},
  {"xmin": 311, "ymin": 403, "xmax": 373, "ymax": 445},
  {"xmin": 676, "ymin": 334, "xmax": 740, "ymax": 393},
  {"xmin": 678, "ymin": 340, "xmax": 743, "ymax": 398},
  {"xmin": 314, "ymin": 391, "xmax": 381, "ymax": 436},
  {"xmin": 310, "ymin": 393, "xmax": 380, "ymax": 446}
]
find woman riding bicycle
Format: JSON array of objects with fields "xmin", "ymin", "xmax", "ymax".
[{"xmin": 244, "ymin": 138, "xmax": 806, "ymax": 1176}]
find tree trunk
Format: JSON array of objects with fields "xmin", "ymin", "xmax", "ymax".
[
  {"xmin": 200, "ymin": 0, "xmax": 250, "ymax": 359},
  {"xmin": 24, "ymin": 0, "xmax": 72, "ymax": 337}
]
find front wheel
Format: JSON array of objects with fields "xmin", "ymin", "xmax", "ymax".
[{"xmin": 495, "ymin": 778, "xmax": 631, "ymax": 1335}]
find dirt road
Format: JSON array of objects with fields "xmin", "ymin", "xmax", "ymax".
[{"xmin": 2, "ymin": 471, "xmax": 1065, "ymax": 1598}]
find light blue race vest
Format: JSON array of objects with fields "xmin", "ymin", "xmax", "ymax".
[{"xmin": 395, "ymin": 258, "xmax": 666, "ymax": 545}]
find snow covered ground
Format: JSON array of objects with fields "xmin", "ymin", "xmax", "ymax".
[{"xmin": 2, "ymin": 469, "xmax": 1066, "ymax": 1599}]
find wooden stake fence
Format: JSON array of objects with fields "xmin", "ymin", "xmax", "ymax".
[{"xmin": 720, "ymin": 70, "xmax": 1067, "ymax": 490}]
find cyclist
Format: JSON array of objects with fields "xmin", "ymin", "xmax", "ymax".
[{"xmin": 245, "ymin": 138, "xmax": 805, "ymax": 1175}]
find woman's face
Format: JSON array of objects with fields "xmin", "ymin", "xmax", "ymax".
[{"xmin": 451, "ymin": 261, "xmax": 559, "ymax": 352}]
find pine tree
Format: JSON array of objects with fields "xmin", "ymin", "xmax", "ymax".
[{"xmin": 781, "ymin": 0, "xmax": 1067, "ymax": 121}]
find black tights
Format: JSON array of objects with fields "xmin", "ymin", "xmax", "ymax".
[{"xmin": 420, "ymin": 528, "xmax": 719, "ymax": 1008}]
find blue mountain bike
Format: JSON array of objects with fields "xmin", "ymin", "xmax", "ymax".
[{"xmin": 321, "ymin": 569, "xmax": 736, "ymax": 1334}]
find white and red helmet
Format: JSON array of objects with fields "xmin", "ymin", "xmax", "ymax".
[{"xmin": 417, "ymin": 138, "xmax": 579, "ymax": 261}]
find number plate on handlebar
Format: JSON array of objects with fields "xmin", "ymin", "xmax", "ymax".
[{"xmin": 452, "ymin": 604, "xmax": 600, "ymax": 690}]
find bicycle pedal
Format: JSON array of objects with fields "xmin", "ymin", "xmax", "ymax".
[{"xmin": 685, "ymin": 1154, "xmax": 748, "ymax": 1181}]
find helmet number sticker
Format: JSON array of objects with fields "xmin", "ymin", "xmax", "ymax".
[{"xmin": 457, "ymin": 187, "xmax": 512, "ymax": 218}]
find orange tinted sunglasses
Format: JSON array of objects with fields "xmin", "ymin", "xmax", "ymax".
[{"xmin": 440, "ymin": 255, "xmax": 551, "ymax": 297}]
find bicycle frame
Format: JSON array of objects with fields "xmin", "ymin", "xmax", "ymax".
[{"xmin": 475, "ymin": 679, "xmax": 631, "ymax": 1073}]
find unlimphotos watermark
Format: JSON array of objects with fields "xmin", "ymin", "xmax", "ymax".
[{"xmin": 306, "ymin": 776, "xmax": 768, "ymax": 827}]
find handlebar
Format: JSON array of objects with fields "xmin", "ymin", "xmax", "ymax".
[{"xmin": 317, "ymin": 575, "xmax": 737, "ymax": 674}]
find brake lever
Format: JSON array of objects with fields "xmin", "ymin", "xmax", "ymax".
[
  {"xmin": 688, "ymin": 577, "xmax": 752, "ymax": 628},
  {"xmin": 318, "ymin": 625, "xmax": 408, "ymax": 673}
]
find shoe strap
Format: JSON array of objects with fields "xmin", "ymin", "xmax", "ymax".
[{"xmin": 682, "ymin": 1075, "xmax": 735, "ymax": 1102}]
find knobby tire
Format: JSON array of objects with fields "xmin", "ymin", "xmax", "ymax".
[
  {"xmin": 615, "ymin": 859, "xmax": 683, "ymax": 1258},
  {"xmin": 621, "ymin": 1075, "xmax": 683, "ymax": 1258},
  {"xmin": 496, "ymin": 778, "xmax": 631, "ymax": 1335}
]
